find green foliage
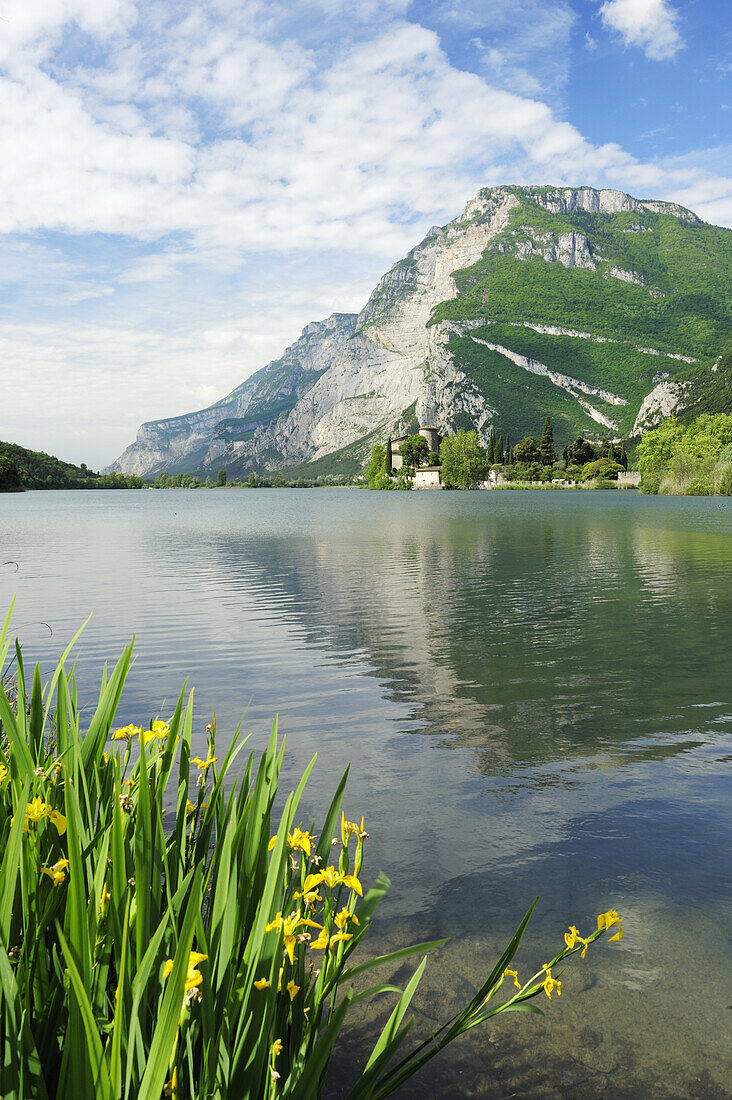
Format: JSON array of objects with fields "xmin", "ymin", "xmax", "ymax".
[
  {"xmin": 487, "ymin": 428, "xmax": 497, "ymax": 464},
  {"xmin": 538, "ymin": 417, "xmax": 557, "ymax": 466},
  {"xmin": 0, "ymin": 457, "xmax": 22, "ymax": 492},
  {"xmin": 563, "ymin": 437, "xmax": 597, "ymax": 468},
  {"xmin": 439, "ymin": 431, "xmax": 488, "ymax": 489},
  {"xmin": 637, "ymin": 413, "xmax": 732, "ymax": 494},
  {"xmin": 433, "ymin": 203, "xmax": 731, "ymax": 357},
  {"xmin": 0, "ymin": 442, "xmax": 145, "ymax": 490},
  {"xmin": 0, "ymin": 609, "xmax": 623, "ymax": 1098},
  {"xmin": 216, "ymin": 469, "xmax": 227, "ymax": 487},
  {"xmin": 506, "ymin": 462, "xmax": 554, "ymax": 483},
  {"xmin": 513, "ymin": 437, "xmax": 540, "ymax": 464},
  {"xmin": 398, "ymin": 435, "xmax": 430, "ymax": 469},
  {"xmin": 580, "ymin": 459, "xmax": 624, "ymax": 481},
  {"xmin": 426, "ymin": 194, "xmax": 731, "ymax": 443},
  {"xmin": 365, "ymin": 445, "xmax": 387, "ymax": 488}
]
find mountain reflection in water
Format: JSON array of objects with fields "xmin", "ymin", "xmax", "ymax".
[{"xmin": 1, "ymin": 488, "xmax": 730, "ymax": 1098}]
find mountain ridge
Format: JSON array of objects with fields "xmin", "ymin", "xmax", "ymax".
[{"xmin": 111, "ymin": 185, "xmax": 731, "ymax": 478}]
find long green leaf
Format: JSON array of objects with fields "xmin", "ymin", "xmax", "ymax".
[{"xmin": 57, "ymin": 925, "xmax": 113, "ymax": 1100}]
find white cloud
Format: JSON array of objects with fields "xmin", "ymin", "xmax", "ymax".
[
  {"xmin": 0, "ymin": 0, "xmax": 729, "ymax": 467},
  {"xmin": 599, "ymin": 0, "xmax": 684, "ymax": 61}
]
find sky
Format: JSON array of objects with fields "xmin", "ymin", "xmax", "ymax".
[{"xmin": 0, "ymin": 0, "xmax": 730, "ymax": 468}]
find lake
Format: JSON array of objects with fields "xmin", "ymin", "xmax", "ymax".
[{"xmin": 1, "ymin": 488, "xmax": 730, "ymax": 1098}]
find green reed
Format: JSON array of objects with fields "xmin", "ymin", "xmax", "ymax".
[{"xmin": 0, "ymin": 600, "xmax": 623, "ymax": 1099}]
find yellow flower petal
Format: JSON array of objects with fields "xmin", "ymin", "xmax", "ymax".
[
  {"xmin": 286, "ymin": 979, "xmax": 300, "ymax": 1001},
  {"xmin": 254, "ymin": 978, "xmax": 270, "ymax": 990}
]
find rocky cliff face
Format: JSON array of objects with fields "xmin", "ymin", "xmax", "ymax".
[{"xmin": 111, "ymin": 185, "xmax": 730, "ymax": 477}]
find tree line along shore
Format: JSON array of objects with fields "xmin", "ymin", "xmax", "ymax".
[{"xmin": 2, "ymin": 411, "xmax": 731, "ymax": 496}]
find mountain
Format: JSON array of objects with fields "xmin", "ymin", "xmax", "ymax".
[{"xmin": 111, "ymin": 186, "xmax": 732, "ymax": 478}]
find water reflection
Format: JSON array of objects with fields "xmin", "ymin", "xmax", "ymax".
[{"xmin": 0, "ymin": 489, "xmax": 730, "ymax": 1097}]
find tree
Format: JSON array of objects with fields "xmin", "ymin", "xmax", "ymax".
[
  {"xmin": 217, "ymin": 468, "xmax": 227, "ymax": 486},
  {"xmin": 538, "ymin": 416, "xmax": 557, "ymax": 466},
  {"xmin": 399, "ymin": 434, "xmax": 430, "ymax": 469},
  {"xmin": 513, "ymin": 436, "xmax": 540, "ymax": 464},
  {"xmin": 496, "ymin": 435, "xmax": 505, "ymax": 464},
  {"xmin": 563, "ymin": 437, "xmax": 597, "ymax": 468},
  {"xmin": 619, "ymin": 444, "xmax": 628, "ymax": 471},
  {"xmin": 0, "ymin": 456, "xmax": 22, "ymax": 492},
  {"xmin": 385, "ymin": 438, "xmax": 393, "ymax": 477},
  {"xmin": 505, "ymin": 434, "xmax": 511, "ymax": 465},
  {"xmin": 365, "ymin": 444, "xmax": 386, "ymax": 487},
  {"xmin": 439, "ymin": 430, "xmax": 488, "ymax": 489},
  {"xmin": 580, "ymin": 458, "xmax": 623, "ymax": 481},
  {"xmin": 488, "ymin": 427, "xmax": 497, "ymax": 464}
]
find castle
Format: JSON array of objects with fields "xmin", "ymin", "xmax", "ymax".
[{"xmin": 389, "ymin": 426, "xmax": 444, "ymax": 489}]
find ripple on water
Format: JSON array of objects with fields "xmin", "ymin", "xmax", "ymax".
[{"xmin": 0, "ymin": 488, "xmax": 730, "ymax": 1097}]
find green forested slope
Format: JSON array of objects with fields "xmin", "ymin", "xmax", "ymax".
[
  {"xmin": 431, "ymin": 191, "xmax": 731, "ymax": 442},
  {"xmin": 0, "ymin": 441, "xmax": 145, "ymax": 490}
]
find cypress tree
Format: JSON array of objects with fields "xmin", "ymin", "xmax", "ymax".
[
  {"xmin": 497, "ymin": 435, "xmax": 505, "ymax": 464},
  {"xmin": 385, "ymin": 438, "xmax": 393, "ymax": 477},
  {"xmin": 620, "ymin": 444, "xmax": 628, "ymax": 470},
  {"xmin": 539, "ymin": 416, "xmax": 556, "ymax": 466},
  {"xmin": 505, "ymin": 434, "xmax": 511, "ymax": 465}
]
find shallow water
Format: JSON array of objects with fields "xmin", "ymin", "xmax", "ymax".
[{"xmin": 1, "ymin": 488, "xmax": 730, "ymax": 1098}]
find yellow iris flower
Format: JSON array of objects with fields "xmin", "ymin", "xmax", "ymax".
[
  {"xmin": 286, "ymin": 979, "xmax": 300, "ymax": 1000},
  {"xmin": 597, "ymin": 910, "xmax": 624, "ymax": 942},
  {"xmin": 191, "ymin": 755, "xmax": 218, "ymax": 771},
  {"xmin": 14, "ymin": 798, "xmax": 67, "ymax": 835},
  {"xmin": 334, "ymin": 907, "xmax": 359, "ymax": 930},
  {"xmin": 542, "ymin": 965, "xmax": 561, "ymax": 1000},
  {"xmin": 41, "ymin": 858, "xmax": 70, "ymax": 887},
  {"xmin": 111, "ymin": 724, "xmax": 143, "ymax": 741},
  {"xmin": 503, "ymin": 967, "xmax": 521, "ymax": 989},
  {"xmin": 265, "ymin": 911, "xmax": 323, "ymax": 964},
  {"xmin": 27, "ymin": 796, "xmax": 49, "ymax": 822},
  {"xmin": 564, "ymin": 925, "xmax": 589, "ymax": 957},
  {"xmin": 254, "ymin": 978, "xmax": 270, "ymax": 990},
  {"xmin": 162, "ymin": 951, "xmax": 209, "ymax": 991},
  {"xmin": 0, "ymin": 764, "xmax": 8, "ymax": 783},
  {"xmin": 302, "ymin": 866, "xmax": 362, "ymax": 896},
  {"xmin": 268, "ymin": 825, "xmax": 314, "ymax": 856}
]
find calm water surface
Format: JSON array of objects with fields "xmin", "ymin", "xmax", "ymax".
[{"xmin": 1, "ymin": 488, "xmax": 730, "ymax": 1098}]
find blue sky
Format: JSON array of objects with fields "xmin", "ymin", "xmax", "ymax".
[{"xmin": 0, "ymin": 0, "xmax": 729, "ymax": 467}]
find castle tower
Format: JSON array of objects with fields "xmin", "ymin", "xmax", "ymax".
[{"xmin": 419, "ymin": 426, "xmax": 442, "ymax": 453}]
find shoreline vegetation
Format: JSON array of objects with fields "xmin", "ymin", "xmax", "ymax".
[
  {"xmin": 363, "ymin": 413, "xmax": 732, "ymax": 496},
  {"xmin": 0, "ymin": 604, "xmax": 624, "ymax": 1099},
  {"xmin": 365, "ymin": 418, "xmax": 638, "ymax": 492},
  {"xmin": 2, "ymin": 412, "xmax": 730, "ymax": 497}
]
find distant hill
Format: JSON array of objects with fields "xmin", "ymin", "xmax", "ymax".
[
  {"xmin": 111, "ymin": 185, "xmax": 732, "ymax": 480},
  {"xmin": 0, "ymin": 441, "xmax": 145, "ymax": 490}
]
